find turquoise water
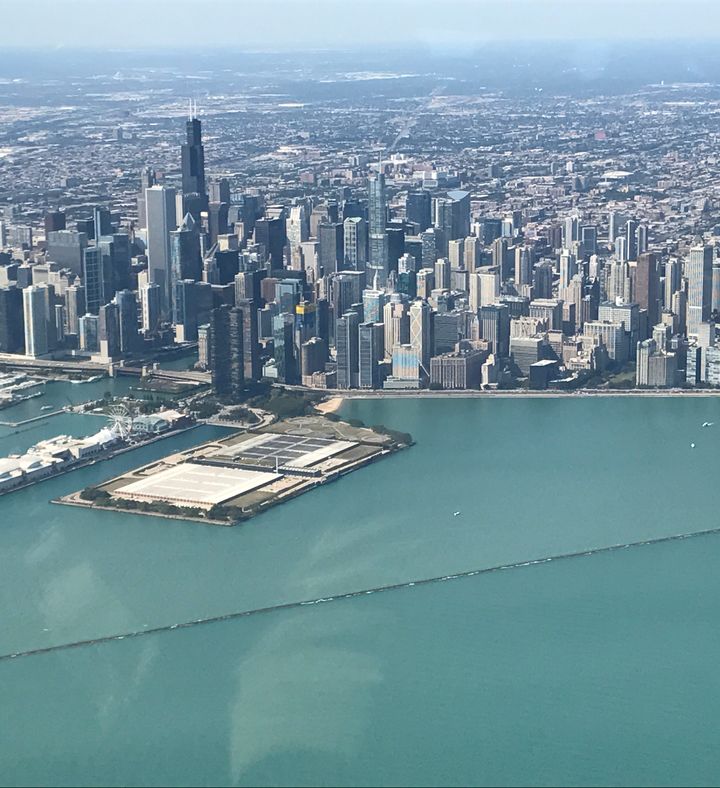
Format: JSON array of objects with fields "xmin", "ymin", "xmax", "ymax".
[
  {"xmin": 3, "ymin": 533, "xmax": 720, "ymax": 787},
  {"xmin": 2, "ymin": 391, "xmax": 720, "ymax": 785}
]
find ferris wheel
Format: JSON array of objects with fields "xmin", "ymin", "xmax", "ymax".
[{"xmin": 107, "ymin": 404, "xmax": 135, "ymax": 441}]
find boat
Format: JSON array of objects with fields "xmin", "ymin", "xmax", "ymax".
[
  {"xmin": 691, "ymin": 443, "xmax": 696, "ymax": 449},
  {"xmin": 40, "ymin": 405, "xmax": 53, "ymax": 411},
  {"xmin": 702, "ymin": 422, "xmax": 714, "ymax": 427},
  {"xmin": 453, "ymin": 511, "xmax": 461, "ymax": 517}
]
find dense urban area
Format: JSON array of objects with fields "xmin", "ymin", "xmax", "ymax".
[{"xmin": 3, "ymin": 52, "xmax": 720, "ymax": 399}]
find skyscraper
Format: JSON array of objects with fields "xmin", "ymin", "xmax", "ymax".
[
  {"xmin": 359, "ymin": 322, "xmax": 385, "ymax": 389},
  {"xmin": 286, "ymin": 205, "xmax": 309, "ymax": 269},
  {"xmin": 272, "ymin": 312, "xmax": 298, "ymax": 384},
  {"xmin": 140, "ymin": 282, "xmax": 162, "ymax": 334},
  {"xmin": 343, "ymin": 217, "xmax": 368, "ymax": 271},
  {"xmin": 368, "ymin": 173, "xmax": 388, "ymax": 284},
  {"xmin": 635, "ymin": 252, "xmax": 660, "ymax": 328},
  {"xmin": 82, "ymin": 246, "xmax": 105, "ymax": 315},
  {"xmin": 173, "ymin": 280, "xmax": 199, "ymax": 343},
  {"xmin": 181, "ymin": 115, "xmax": 207, "ymax": 217},
  {"xmin": 237, "ymin": 297, "xmax": 261, "ymax": 381},
  {"xmin": 480, "ymin": 303, "xmax": 510, "ymax": 358},
  {"xmin": 98, "ymin": 302, "xmax": 120, "ymax": 359},
  {"xmin": 686, "ymin": 243, "xmax": 713, "ymax": 336},
  {"xmin": 409, "ymin": 299, "xmax": 432, "ymax": 371},
  {"xmin": 336, "ymin": 310, "xmax": 360, "ymax": 389},
  {"xmin": 115, "ymin": 289, "xmax": 139, "ymax": 354},
  {"xmin": 23, "ymin": 285, "xmax": 49, "ymax": 357},
  {"xmin": 318, "ymin": 222, "xmax": 344, "ymax": 275},
  {"xmin": 145, "ymin": 184, "xmax": 177, "ymax": 313},
  {"xmin": 0, "ymin": 286, "xmax": 24, "ymax": 353},
  {"xmin": 210, "ymin": 305, "xmax": 244, "ymax": 398},
  {"xmin": 170, "ymin": 213, "xmax": 202, "ymax": 284},
  {"xmin": 406, "ymin": 190, "xmax": 432, "ymax": 233}
]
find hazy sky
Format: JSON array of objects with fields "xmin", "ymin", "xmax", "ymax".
[{"xmin": 5, "ymin": 0, "xmax": 720, "ymax": 49}]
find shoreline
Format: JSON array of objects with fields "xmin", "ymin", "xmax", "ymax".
[
  {"xmin": 316, "ymin": 388, "xmax": 720, "ymax": 404},
  {"xmin": 314, "ymin": 396, "xmax": 344, "ymax": 413}
]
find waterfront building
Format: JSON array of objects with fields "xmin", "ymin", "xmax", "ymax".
[
  {"xmin": 336, "ymin": 310, "xmax": 360, "ymax": 389},
  {"xmin": 430, "ymin": 343, "xmax": 485, "ymax": 389},
  {"xmin": 383, "ymin": 298, "xmax": 410, "ymax": 358},
  {"xmin": 272, "ymin": 312, "xmax": 298, "ymax": 384},
  {"xmin": 0, "ymin": 287, "xmax": 24, "ymax": 353},
  {"xmin": 635, "ymin": 253, "xmax": 660, "ymax": 327},
  {"xmin": 510, "ymin": 335, "xmax": 547, "ymax": 375},
  {"xmin": 636, "ymin": 338, "xmax": 677, "ymax": 387},
  {"xmin": 238, "ymin": 298, "xmax": 261, "ymax": 381},
  {"xmin": 210, "ymin": 305, "xmax": 244, "ymax": 398},
  {"xmin": 409, "ymin": 299, "xmax": 432, "ymax": 371},
  {"xmin": 584, "ymin": 320, "xmax": 628, "ymax": 364},
  {"xmin": 358, "ymin": 322, "xmax": 385, "ymax": 389},
  {"xmin": 434, "ymin": 312, "xmax": 462, "ymax": 355},
  {"xmin": 686, "ymin": 243, "xmax": 713, "ymax": 337},
  {"xmin": 22, "ymin": 285, "xmax": 50, "ymax": 358},
  {"xmin": 300, "ymin": 336, "xmax": 327, "ymax": 380}
]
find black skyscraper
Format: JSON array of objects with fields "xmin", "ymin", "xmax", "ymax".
[
  {"xmin": 236, "ymin": 298, "xmax": 261, "ymax": 381},
  {"xmin": 209, "ymin": 305, "xmax": 244, "ymax": 399},
  {"xmin": 406, "ymin": 191, "xmax": 431, "ymax": 232},
  {"xmin": 181, "ymin": 117, "xmax": 207, "ymax": 218},
  {"xmin": 0, "ymin": 287, "xmax": 24, "ymax": 353}
]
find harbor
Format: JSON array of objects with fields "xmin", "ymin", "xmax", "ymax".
[{"xmin": 0, "ymin": 408, "xmax": 196, "ymax": 496}]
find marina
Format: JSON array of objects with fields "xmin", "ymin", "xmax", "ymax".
[{"xmin": 0, "ymin": 408, "xmax": 195, "ymax": 496}]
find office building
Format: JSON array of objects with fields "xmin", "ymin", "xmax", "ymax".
[
  {"xmin": 115, "ymin": 289, "xmax": 138, "ymax": 354},
  {"xmin": 170, "ymin": 213, "xmax": 202, "ymax": 284},
  {"xmin": 359, "ymin": 321, "xmax": 385, "ymax": 389},
  {"xmin": 686, "ymin": 243, "xmax": 713, "ymax": 336},
  {"xmin": 409, "ymin": 299, "xmax": 432, "ymax": 371},
  {"xmin": 23, "ymin": 285, "xmax": 49, "ymax": 357},
  {"xmin": 145, "ymin": 184, "xmax": 177, "ymax": 311},
  {"xmin": 336, "ymin": 310, "xmax": 360, "ymax": 389},
  {"xmin": 0, "ymin": 286, "xmax": 24, "ymax": 353}
]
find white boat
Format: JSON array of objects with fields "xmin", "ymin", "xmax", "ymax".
[
  {"xmin": 702, "ymin": 422, "xmax": 714, "ymax": 427},
  {"xmin": 453, "ymin": 511, "xmax": 461, "ymax": 517},
  {"xmin": 691, "ymin": 443, "xmax": 696, "ymax": 449}
]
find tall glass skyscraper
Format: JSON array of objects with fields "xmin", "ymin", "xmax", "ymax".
[{"xmin": 367, "ymin": 173, "xmax": 388, "ymax": 285}]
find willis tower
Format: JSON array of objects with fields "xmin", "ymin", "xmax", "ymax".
[{"xmin": 181, "ymin": 107, "xmax": 208, "ymax": 222}]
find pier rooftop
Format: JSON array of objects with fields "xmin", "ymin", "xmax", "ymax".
[{"xmin": 59, "ymin": 415, "xmax": 411, "ymax": 525}]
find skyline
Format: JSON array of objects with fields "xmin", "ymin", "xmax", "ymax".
[{"xmin": 7, "ymin": 0, "xmax": 720, "ymax": 49}]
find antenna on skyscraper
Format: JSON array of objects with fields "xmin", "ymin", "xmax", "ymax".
[{"xmin": 188, "ymin": 98, "xmax": 193, "ymax": 121}]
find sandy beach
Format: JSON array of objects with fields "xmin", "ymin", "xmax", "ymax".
[{"xmin": 314, "ymin": 396, "xmax": 344, "ymax": 413}]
